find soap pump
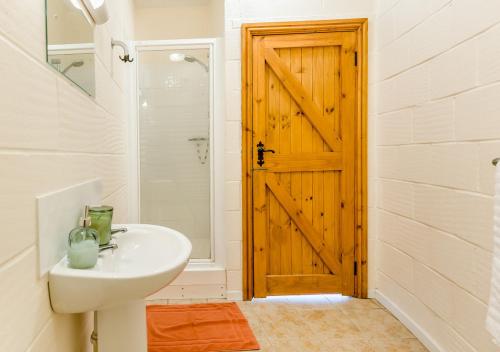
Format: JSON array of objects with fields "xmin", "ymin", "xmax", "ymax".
[{"xmin": 67, "ymin": 206, "xmax": 99, "ymax": 269}]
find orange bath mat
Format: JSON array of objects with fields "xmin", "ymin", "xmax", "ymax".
[{"xmin": 147, "ymin": 303, "xmax": 260, "ymax": 352}]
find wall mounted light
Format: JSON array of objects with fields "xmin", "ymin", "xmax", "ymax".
[
  {"xmin": 81, "ymin": 0, "xmax": 109, "ymax": 25},
  {"xmin": 69, "ymin": 0, "xmax": 109, "ymax": 25}
]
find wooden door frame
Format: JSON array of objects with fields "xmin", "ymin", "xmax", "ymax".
[{"xmin": 241, "ymin": 19, "xmax": 368, "ymax": 300}]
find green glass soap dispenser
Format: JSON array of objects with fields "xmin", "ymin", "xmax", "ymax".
[{"xmin": 68, "ymin": 206, "xmax": 99, "ymax": 269}]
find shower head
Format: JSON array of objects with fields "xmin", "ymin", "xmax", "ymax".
[
  {"xmin": 168, "ymin": 52, "xmax": 209, "ymax": 72},
  {"xmin": 169, "ymin": 52, "xmax": 186, "ymax": 62},
  {"xmin": 61, "ymin": 61, "xmax": 84, "ymax": 74}
]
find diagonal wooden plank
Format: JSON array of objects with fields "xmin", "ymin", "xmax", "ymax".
[
  {"xmin": 264, "ymin": 47, "xmax": 342, "ymax": 152},
  {"xmin": 266, "ymin": 173, "xmax": 342, "ymax": 275}
]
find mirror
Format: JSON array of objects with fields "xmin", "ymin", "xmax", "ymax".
[{"xmin": 46, "ymin": 0, "xmax": 95, "ymax": 96}]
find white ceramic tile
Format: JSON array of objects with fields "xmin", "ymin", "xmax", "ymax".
[
  {"xmin": 225, "ymin": 60, "xmax": 241, "ymax": 92},
  {"xmin": 95, "ymin": 24, "xmax": 113, "ymax": 73},
  {"xmin": 378, "ymin": 209, "xmax": 491, "ymax": 302},
  {"xmin": 413, "ymin": 99, "xmax": 455, "ymax": 143},
  {"xmin": 225, "ymin": 29, "xmax": 241, "ymax": 61},
  {"xmin": 148, "ymin": 283, "xmax": 226, "ymax": 300},
  {"xmin": 226, "ymin": 240, "xmax": 242, "ymax": 270},
  {"xmin": 227, "ymin": 270, "xmax": 243, "ymax": 291},
  {"xmin": 478, "ymin": 141, "xmax": 500, "ymax": 196},
  {"xmin": 476, "ymin": 24, "xmax": 500, "ymax": 85},
  {"xmin": 224, "ymin": 152, "xmax": 242, "ymax": 181},
  {"xmin": 408, "ymin": 3, "xmax": 453, "ymax": 65},
  {"xmin": 226, "ymin": 89, "xmax": 242, "ymax": 121},
  {"xmin": 377, "ymin": 272, "xmax": 477, "ymax": 352},
  {"xmin": 377, "ymin": 35, "xmax": 411, "ymax": 79},
  {"xmin": 239, "ymin": 0, "xmax": 324, "ymax": 19},
  {"xmin": 57, "ymin": 77, "xmax": 126, "ymax": 154},
  {"xmin": 455, "ymin": 84, "xmax": 500, "ymax": 141},
  {"xmin": 37, "ymin": 179, "xmax": 102, "ymax": 277},
  {"xmin": 378, "ymin": 242, "xmax": 414, "ymax": 292},
  {"xmin": 224, "ymin": 210, "xmax": 242, "ymax": 241},
  {"xmin": 429, "ymin": 40, "xmax": 477, "ymax": 100},
  {"xmin": 376, "ymin": 109, "xmax": 413, "ymax": 145},
  {"xmin": 377, "ymin": 180, "xmax": 414, "ymax": 218},
  {"xmin": 0, "ymin": 249, "xmax": 53, "ymax": 352},
  {"xmin": 449, "ymin": 0, "xmax": 500, "ymax": 48},
  {"xmin": 0, "ymin": 0, "xmax": 46, "ymax": 60},
  {"xmin": 224, "ymin": 181, "xmax": 242, "ymax": 211},
  {"xmin": 414, "ymin": 184, "xmax": 493, "ymax": 250},
  {"xmin": 0, "ymin": 35, "xmax": 59, "ymax": 151},
  {"xmin": 170, "ymin": 268, "xmax": 226, "ymax": 286},
  {"xmin": 376, "ymin": 79, "xmax": 397, "ymax": 114},
  {"xmin": 375, "ymin": 10, "xmax": 395, "ymax": 48}
]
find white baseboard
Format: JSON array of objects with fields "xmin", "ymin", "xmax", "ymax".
[
  {"xmin": 146, "ymin": 265, "xmax": 227, "ymax": 300},
  {"xmin": 226, "ymin": 290, "xmax": 243, "ymax": 301},
  {"xmin": 375, "ymin": 290, "xmax": 442, "ymax": 352},
  {"xmin": 147, "ymin": 284, "xmax": 226, "ymax": 300}
]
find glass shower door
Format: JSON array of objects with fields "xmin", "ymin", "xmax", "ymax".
[{"xmin": 138, "ymin": 47, "xmax": 211, "ymax": 260}]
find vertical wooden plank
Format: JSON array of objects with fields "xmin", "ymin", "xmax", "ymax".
[
  {"xmin": 290, "ymin": 48, "xmax": 303, "ymax": 275},
  {"xmin": 334, "ymin": 46, "xmax": 342, "ymax": 140},
  {"xmin": 333, "ymin": 47, "xmax": 343, "ymax": 269},
  {"xmin": 323, "ymin": 46, "xmax": 335, "ymax": 274},
  {"xmin": 340, "ymin": 33, "xmax": 357, "ymax": 296},
  {"xmin": 278, "ymin": 48, "xmax": 292, "ymax": 275},
  {"xmin": 252, "ymin": 37, "xmax": 268, "ymax": 297},
  {"xmin": 312, "ymin": 47, "xmax": 325, "ymax": 275},
  {"xmin": 301, "ymin": 47, "xmax": 314, "ymax": 275},
  {"xmin": 268, "ymin": 62, "xmax": 281, "ymax": 276}
]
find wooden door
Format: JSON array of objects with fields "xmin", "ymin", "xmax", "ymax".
[{"xmin": 249, "ymin": 28, "xmax": 360, "ymax": 297}]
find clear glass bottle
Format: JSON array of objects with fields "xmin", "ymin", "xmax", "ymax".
[
  {"xmin": 89, "ymin": 205, "xmax": 114, "ymax": 245},
  {"xmin": 68, "ymin": 206, "xmax": 99, "ymax": 269}
]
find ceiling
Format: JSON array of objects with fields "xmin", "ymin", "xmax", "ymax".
[{"xmin": 134, "ymin": 0, "xmax": 211, "ymax": 8}]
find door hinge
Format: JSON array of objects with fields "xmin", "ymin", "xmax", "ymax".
[
  {"xmin": 354, "ymin": 51, "xmax": 358, "ymax": 66},
  {"xmin": 354, "ymin": 261, "xmax": 358, "ymax": 276}
]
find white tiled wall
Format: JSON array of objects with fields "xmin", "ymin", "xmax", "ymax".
[
  {"xmin": 373, "ymin": 0, "xmax": 500, "ymax": 350},
  {"xmin": 223, "ymin": 0, "xmax": 375, "ymax": 300},
  {"xmin": 0, "ymin": 1, "xmax": 134, "ymax": 351}
]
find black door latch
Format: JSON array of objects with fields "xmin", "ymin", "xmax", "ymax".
[{"xmin": 257, "ymin": 141, "xmax": 275, "ymax": 167}]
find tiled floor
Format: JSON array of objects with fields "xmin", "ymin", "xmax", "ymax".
[{"xmin": 148, "ymin": 295, "xmax": 428, "ymax": 352}]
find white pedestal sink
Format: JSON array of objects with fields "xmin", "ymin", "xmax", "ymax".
[{"xmin": 49, "ymin": 224, "xmax": 192, "ymax": 352}]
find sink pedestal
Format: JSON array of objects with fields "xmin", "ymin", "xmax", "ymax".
[{"xmin": 97, "ymin": 300, "xmax": 147, "ymax": 352}]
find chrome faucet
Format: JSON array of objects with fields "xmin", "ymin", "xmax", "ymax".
[
  {"xmin": 99, "ymin": 228, "xmax": 126, "ymax": 253},
  {"xmin": 99, "ymin": 243, "xmax": 118, "ymax": 252},
  {"xmin": 111, "ymin": 227, "xmax": 128, "ymax": 235}
]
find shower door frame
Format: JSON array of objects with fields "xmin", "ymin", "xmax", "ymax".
[{"xmin": 132, "ymin": 38, "xmax": 222, "ymax": 265}]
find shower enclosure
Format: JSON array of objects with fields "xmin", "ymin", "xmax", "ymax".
[{"xmin": 134, "ymin": 40, "xmax": 220, "ymax": 261}]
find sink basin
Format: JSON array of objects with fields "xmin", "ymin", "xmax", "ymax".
[{"xmin": 49, "ymin": 224, "xmax": 192, "ymax": 314}]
